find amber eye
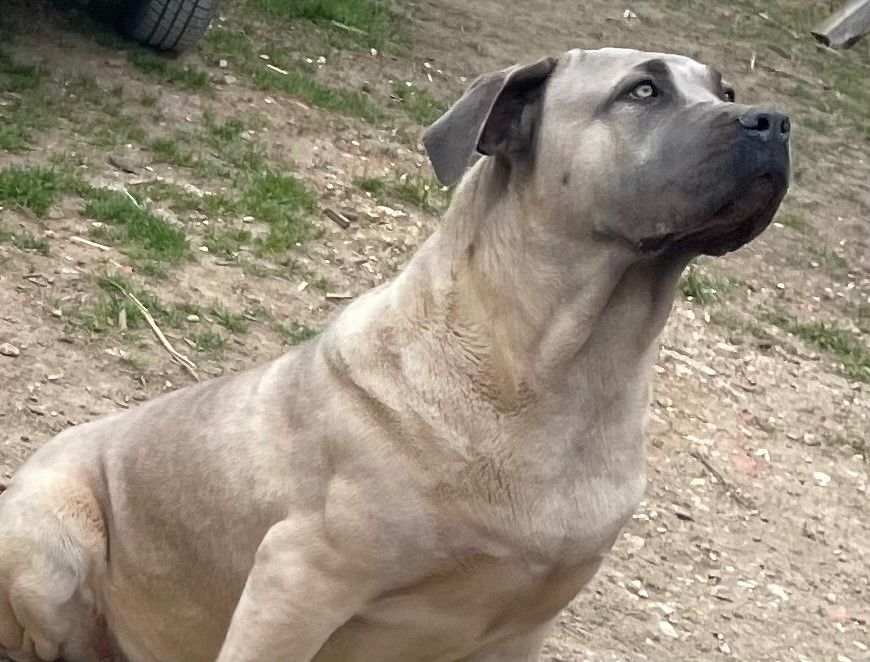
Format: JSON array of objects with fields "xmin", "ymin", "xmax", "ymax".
[
  {"xmin": 630, "ymin": 81, "xmax": 658, "ymax": 100},
  {"xmin": 723, "ymin": 88, "xmax": 736, "ymax": 102}
]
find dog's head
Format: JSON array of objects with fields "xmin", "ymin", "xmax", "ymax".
[{"xmin": 424, "ymin": 48, "xmax": 789, "ymax": 258}]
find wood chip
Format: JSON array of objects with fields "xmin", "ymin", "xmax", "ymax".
[
  {"xmin": 324, "ymin": 208, "xmax": 351, "ymax": 229},
  {"xmin": 326, "ymin": 292, "xmax": 353, "ymax": 300}
]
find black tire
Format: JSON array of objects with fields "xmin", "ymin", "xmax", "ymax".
[{"xmin": 125, "ymin": 0, "xmax": 220, "ymax": 53}]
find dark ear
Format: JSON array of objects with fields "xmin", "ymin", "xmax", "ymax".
[{"xmin": 422, "ymin": 57, "xmax": 557, "ymax": 186}]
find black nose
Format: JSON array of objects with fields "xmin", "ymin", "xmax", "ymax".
[{"xmin": 738, "ymin": 108, "xmax": 790, "ymax": 141}]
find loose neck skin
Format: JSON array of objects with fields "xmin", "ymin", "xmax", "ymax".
[{"xmin": 402, "ymin": 158, "xmax": 691, "ymax": 399}]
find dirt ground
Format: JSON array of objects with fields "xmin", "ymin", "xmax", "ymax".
[{"xmin": 0, "ymin": 0, "xmax": 868, "ymax": 660}]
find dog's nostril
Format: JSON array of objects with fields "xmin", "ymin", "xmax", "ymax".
[
  {"xmin": 738, "ymin": 110, "xmax": 771, "ymax": 133},
  {"xmin": 739, "ymin": 108, "xmax": 789, "ymax": 138}
]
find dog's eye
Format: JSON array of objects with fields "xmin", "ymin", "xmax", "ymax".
[
  {"xmin": 630, "ymin": 81, "xmax": 658, "ymax": 100},
  {"xmin": 723, "ymin": 87, "xmax": 736, "ymax": 102}
]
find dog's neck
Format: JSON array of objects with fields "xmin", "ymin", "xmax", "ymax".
[{"xmin": 413, "ymin": 158, "xmax": 689, "ymax": 397}]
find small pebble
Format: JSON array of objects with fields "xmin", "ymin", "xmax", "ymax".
[
  {"xmin": 813, "ymin": 471, "xmax": 832, "ymax": 487},
  {"xmin": 767, "ymin": 584, "xmax": 788, "ymax": 601},
  {"xmin": 658, "ymin": 621, "xmax": 679, "ymax": 639},
  {"xmin": 0, "ymin": 342, "xmax": 20, "ymax": 357}
]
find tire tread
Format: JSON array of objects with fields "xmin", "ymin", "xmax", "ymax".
[{"xmin": 126, "ymin": 0, "xmax": 219, "ymax": 53}]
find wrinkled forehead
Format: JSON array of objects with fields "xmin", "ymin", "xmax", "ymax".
[{"xmin": 552, "ymin": 47, "xmax": 723, "ymax": 102}]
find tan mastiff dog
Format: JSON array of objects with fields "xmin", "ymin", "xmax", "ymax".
[{"xmin": 0, "ymin": 47, "xmax": 789, "ymax": 662}]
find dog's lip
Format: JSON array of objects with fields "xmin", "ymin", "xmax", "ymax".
[{"xmin": 634, "ymin": 175, "xmax": 784, "ymax": 256}]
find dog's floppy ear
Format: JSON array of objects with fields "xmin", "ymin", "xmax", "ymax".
[{"xmin": 423, "ymin": 57, "xmax": 558, "ymax": 186}]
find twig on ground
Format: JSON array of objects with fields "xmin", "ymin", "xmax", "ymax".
[
  {"xmin": 106, "ymin": 280, "xmax": 199, "ymax": 381},
  {"xmin": 266, "ymin": 63, "xmax": 289, "ymax": 76},
  {"xmin": 71, "ymin": 236, "xmax": 112, "ymax": 251},
  {"xmin": 690, "ymin": 450, "xmax": 754, "ymax": 509},
  {"xmin": 662, "ymin": 347, "xmax": 717, "ymax": 377},
  {"xmin": 330, "ymin": 20, "xmax": 368, "ymax": 35},
  {"xmin": 121, "ymin": 188, "xmax": 142, "ymax": 209},
  {"xmin": 108, "ymin": 155, "xmax": 139, "ymax": 175}
]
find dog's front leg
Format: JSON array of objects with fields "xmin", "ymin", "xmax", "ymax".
[
  {"xmin": 460, "ymin": 622, "xmax": 554, "ymax": 662},
  {"xmin": 216, "ymin": 518, "xmax": 374, "ymax": 662}
]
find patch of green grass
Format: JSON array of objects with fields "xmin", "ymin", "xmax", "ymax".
[
  {"xmin": 64, "ymin": 74, "xmax": 106, "ymax": 104},
  {"xmin": 192, "ymin": 331, "xmax": 226, "ymax": 353},
  {"xmin": 212, "ymin": 308, "xmax": 249, "ymax": 333},
  {"xmin": 203, "ymin": 115, "xmax": 267, "ymax": 171},
  {"xmin": 150, "ymin": 138, "xmax": 199, "ymax": 167},
  {"xmin": 0, "ymin": 118, "xmax": 33, "ymax": 152},
  {"xmin": 200, "ymin": 20, "xmax": 384, "ymax": 122},
  {"xmin": 309, "ymin": 274, "xmax": 330, "ymax": 294},
  {"xmin": 127, "ymin": 48, "xmax": 210, "ymax": 90},
  {"xmin": 0, "ymin": 225, "xmax": 50, "ymax": 255},
  {"xmin": 392, "ymin": 83, "xmax": 445, "ymax": 126},
  {"xmin": 207, "ymin": 116, "xmax": 246, "ymax": 142},
  {"xmin": 252, "ymin": 69, "xmax": 383, "ymax": 122},
  {"xmin": 357, "ymin": 172, "xmax": 450, "ymax": 214},
  {"xmin": 85, "ymin": 189, "xmax": 189, "ymax": 264},
  {"xmin": 241, "ymin": 170, "xmax": 316, "ymax": 252},
  {"xmin": 163, "ymin": 302, "xmax": 203, "ymax": 327},
  {"xmin": 776, "ymin": 210, "xmax": 810, "ymax": 233},
  {"xmin": 12, "ymin": 230, "xmax": 50, "ymax": 255},
  {"xmin": 766, "ymin": 311, "xmax": 870, "ymax": 382},
  {"xmin": 71, "ymin": 275, "xmax": 164, "ymax": 334},
  {"xmin": 199, "ymin": 23, "xmax": 257, "ymax": 66},
  {"xmin": 138, "ymin": 89, "xmax": 160, "ymax": 107},
  {"xmin": 0, "ymin": 53, "xmax": 61, "ymax": 149},
  {"xmin": 203, "ymin": 227, "xmax": 252, "ymax": 259},
  {"xmin": 853, "ymin": 303, "xmax": 870, "ymax": 335},
  {"xmin": 131, "ymin": 181, "xmax": 203, "ymax": 214},
  {"xmin": 0, "ymin": 166, "xmax": 60, "ymax": 215},
  {"xmin": 804, "ymin": 243, "xmax": 848, "ymax": 271},
  {"xmin": 710, "ymin": 309, "xmax": 772, "ymax": 344},
  {"xmin": 276, "ymin": 321, "xmax": 319, "ymax": 345},
  {"xmin": 69, "ymin": 275, "xmax": 204, "ymax": 334},
  {"xmin": 244, "ymin": 305, "xmax": 272, "ymax": 321},
  {"xmin": 86, "ymin": 114, "xmax": 147, "ymax": 149},
  {"xmin": 680, "ymin": 267, "xmax": 738, "ymax": 305},
  {"xmin": 248, "ymin": 0, "xmax": 399, "ymax": 48},
  {"xmin": 131, "ymin": 181, "xmax": 239, "ymax": 219},
  {"xmin": 0, "ymin": 49, "xmax": 44, "ymax": 92}
]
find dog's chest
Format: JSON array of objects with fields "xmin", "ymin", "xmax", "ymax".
[
  {"xmin": 313, "ymin": 473, "xmax": 643, "ymax": 662},
  {"xmin": 313, "ymin": 551, "xmax": 602, "ymax": 662}
]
